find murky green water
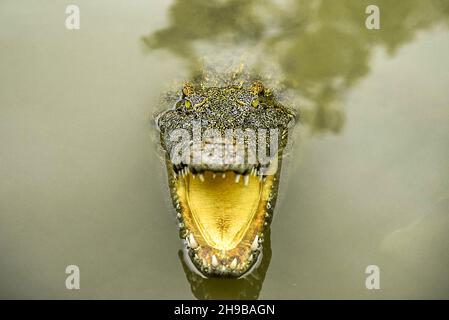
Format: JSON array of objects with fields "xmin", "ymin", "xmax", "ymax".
[{"xmin": 1, "ymin": 0, "xmax": 448, "ymax": 299}]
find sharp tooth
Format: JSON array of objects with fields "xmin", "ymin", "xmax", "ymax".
[
  {"xmin": 250, "ymin": 167, "xmax": 255, "ymax": 176},
  {"xmin": 222, "ymin": 173, "xmax": 226, "ymax": 178},
  {"xmin": 189, "ymin": 233, "xmax": 198, "ymax": 249},
  {"xmin": 212, "ymin": 173, "xmax": 216, "ymax": 179},
  {"xmin": 266, "ymin": 202, "xmax": 271, "ymax": 209},
  {"xmin": 259, "ymin": 174, "xmax": 263, "ymax": 181},
  {"xmin": 199, "ymin": 174, "xmax": 204, "ymax": 182},
  {"xmin": 235, "ymin": 174, "xmax": 241, "ymax": 183},
  {"xmin": 244, "ymin": 175, "xmax": 249, "ymax": 186},
  {"xmin": 211, "ymin": 255, "xmax": 219, "ymax": 267},
  {"xmin": 251, "ymin": 235, "xmax": 259, "ymax": 251},
  {"xmin": 230, "ymin": 258, "xmax": 238, "ymax": 269}
]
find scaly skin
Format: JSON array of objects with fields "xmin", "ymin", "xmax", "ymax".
[{"xmin": 156, "ymin": 75, "xmax": 295, "ymax": 277}]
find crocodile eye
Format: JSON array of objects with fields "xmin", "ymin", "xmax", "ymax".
[
  {"xmin": 175, "ymin": 99, "xmax": 192, "ymax": 110},
  {"xmin": 251, "ymin": 98, "xmax": 259, "ymax": 108}
]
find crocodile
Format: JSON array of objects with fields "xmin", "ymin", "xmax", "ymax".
[{"xmin": 156, "ymin": 75, "xmax": 296, "ymax": 277}]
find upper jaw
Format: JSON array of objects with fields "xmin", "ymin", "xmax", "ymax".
[{"xmin": 173, "ymin": 163, "xmax": 271, "ymax": 182}]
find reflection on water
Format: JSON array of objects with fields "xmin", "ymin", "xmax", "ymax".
[
  {"xmin": 144, "ymin": 0, "xmax": 449, "ymax": 133},
  {"xmin": 144, "ymin": 0, "xmax": 449, "ymax": 299},
  {"xmin": 179, "ymin": 231, "xmax": 271, "ymax": 300}
]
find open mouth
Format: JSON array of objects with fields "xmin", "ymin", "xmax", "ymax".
[{"xmin": 167, "ymin": 161, "xmax": 279, "ymax": 277}]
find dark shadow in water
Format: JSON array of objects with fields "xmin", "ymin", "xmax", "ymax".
[
  {"xmin": 179, "ymin": 230, "xmax": 272, "ymax": 300},
  {"xmin": 144, "ymin": 0, "xmax": 449, "ymax": 134}
]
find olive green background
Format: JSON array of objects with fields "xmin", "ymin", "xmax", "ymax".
[{"xmin": 0, "ymin": 0, "xmax": 448, "ymax": 299}]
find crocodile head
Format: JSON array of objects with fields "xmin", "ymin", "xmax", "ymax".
[{"xmin": 156, "ymin": 80, "xmax": 295, "ymax": 277}]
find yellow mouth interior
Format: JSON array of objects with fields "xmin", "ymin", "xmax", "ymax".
[{"xmin": 186, "ymin": 171, "xmax": 262, "ymax": 250}]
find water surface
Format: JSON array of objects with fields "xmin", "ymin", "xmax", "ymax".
[{"xmin": 0, "ymin": 0, "xmax": 448, "ymax": 299}]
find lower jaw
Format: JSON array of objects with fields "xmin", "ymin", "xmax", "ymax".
[{"xmin": 166, "ymin": 164, "xmax": 280, "ymax": 278}]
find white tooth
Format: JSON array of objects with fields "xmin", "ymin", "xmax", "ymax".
[
  {"xmin": 222, "ymin": 173, "xmax": 226, "ymax": 178},
  {"xmin": 244, "ymin": 175, "xmax": 249, "ymax": 186},
  {"xmin": 251, "ymin": 235, "xmax": 259, "ymax": 251},
  {"xmin": 266, "ymin": 202, "xmax": 271, "ymax": 209},
  {"xmin": 212, "ymin": 173, "xmax": 216, "ymax": 179},
  {"xmin": 235, "ymin": 174, "xmax": 241, "ymax": 183},
  {"xmin": 211, "ymin": 255, "xmax": 219, "ymax": 267},
  {"xmin": 189, "ymin": 233, "xmax": 198, "ymax": 249},
  {"xmin": 199, "ymin": 174, "xmax": 205, "ymax": 182},
  {"xmin": 250, "ymin": 167, "xmax": 255, "ymax": 176},
  {"xmin": 259, "ymin": 174, "xmax": 263, "ymax": 181},
  {"xmin": 230, "ymin": 258, "xmax": 238, "ymax": 269}
]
